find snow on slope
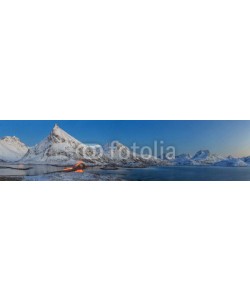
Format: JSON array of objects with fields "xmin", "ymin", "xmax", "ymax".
[
  {"xmin": 103, "ymin": 141, "xmax": 159, "ymax": 166},
  {"xmin": 172, "ymin": 150, "xmax": 224, "ymax": 166},
  {"xmin": 214, "ymin": 156, "xmax": 247, "ymax": 167},
  {"xmin": 22, "ymin": 124, "xmax": 103, "ymax": 164},
  {"xmin": 0, "ymin": 136, "xmax": 28, "ymax": 162},
  {"xmin": 3, "ymin": 124, "xmax": 249, "ymax": 167},
  {"xmin": 192, "ymin": 150, "xmax": 224, "ymax": 165},
  {"xmin": 22, "ymin": 125, "xmax": 158, "ymax": 166},
  {"xmin": 242, "ymin": 156, "xmax": 250, "ymax": 166},
  {"xmin": 174, "ymin": 154, "xmax": 198, "ymax": 165}
]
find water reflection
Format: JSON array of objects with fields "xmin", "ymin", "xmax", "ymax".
[
  {"xmin": 0, "ymin": 164, "xmax": 65, "ymax": 178},
  {"xmin": 1, "ymin": 164, "xmax": 250, "ymax": 181}
]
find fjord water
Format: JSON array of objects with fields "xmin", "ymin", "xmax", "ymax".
[
  {"xmin": 88, "ymin": 166, "xmax": 250, "ymax": 181},
  {"xmin": 1, "ymin": 164, "xmax": 250, "ymax": 180},
  {"xmin": 0, "ymin": 164, "xmax": 65, "ymax": 177}
]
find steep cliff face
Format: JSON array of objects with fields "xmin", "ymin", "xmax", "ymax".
[
  {"xmin": 21, "ymin": 125, "xmax": 159, "ymax": 166},
  {"xmin": 22, "ymin": 124, "xmax": 100, "ymax": 164}
]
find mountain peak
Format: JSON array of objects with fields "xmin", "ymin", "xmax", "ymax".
[
  {"xmin": 0, "ymin": 136, "xmax": 28, "ymax": 162},
  {"xmin": 1, "ymin": 136, "xmax": 19, "ymax": 141},
  {"xmin": 193, "ymin": 150, "xmax": 210, "ymax": 160},
  {"xmin": 22, "ymin": 125, "xmax": 90, "ymax": 163},
  {"xmin": 48, "ymin": 125, "xmax": 81, "ymax": 145},
  {"xmin": 51, "ymin": 123, "xmax": 62, "ymax": 134},
  {"xmin": 0, "ymin": 136, "xmax": 25, "ymax": 145}
]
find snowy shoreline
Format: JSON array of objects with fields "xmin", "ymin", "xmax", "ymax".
[{"xmin": 25, "ymin": 165, "xmax": 250, "ymax": 181}]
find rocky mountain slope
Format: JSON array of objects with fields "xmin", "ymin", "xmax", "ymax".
[
  {"xmin": 22, "ymin": 124, "xmax": 103, "ymax": 164},
  {"xmin": 192, "ymin": 150, "xmax": 224, "ymax": 165},
  {"xmin": 171, "ymin": 150, "xmax": 224, "ymax": 166},
  {"xmin": 103, "ymin": 141, "xmax": 160, "ymax": 166},
  {"xmin": 1, "ymin": 125, "xmax": 249, "ymax": 167},
  {"xmin": 0, "ymin": 136, "xmax": 28, "ymax": 162},
  {"xmin": 214, "ymin": 156, "xmax": 247, "ymax": 167},
  {"xmin": 21, "ymin": 125, "xmax": 159, "ymax": 166}
]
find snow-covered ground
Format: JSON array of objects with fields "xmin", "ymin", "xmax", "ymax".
[
  {"xmin": 0, "ymin": 163, "xmax": 124, "ymax": 181},
  {"xmin": 24, "ymin": 171, "xmax": 123, "ymax": 181},
  {"xmin": 1, "ymin": 165, "xmax": 250, "ymax": 181}
]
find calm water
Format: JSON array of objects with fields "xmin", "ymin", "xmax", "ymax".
[
  {"xmin": 88, "ymin": 166, "xmax": 250, "ymax": 181},
  {"xmin": 1, "ymin": 164, "xmax": 250, "ymax": 181},
  {"xmin": 0, "ymin": 164, "xmax": 65, "ymax": 177}
]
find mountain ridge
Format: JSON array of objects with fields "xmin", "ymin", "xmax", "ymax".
[
  {"xmin": 0, "ymin": 136, "xmax": 28, "ymax": 162},
  {"xmin": 0, "ymin": 124, "xmax": 249, "ymax": 167}
]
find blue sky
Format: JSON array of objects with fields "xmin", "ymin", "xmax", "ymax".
[{"xmin": 0, "ymin": 120, "xmax": 250, "ymax": 156}]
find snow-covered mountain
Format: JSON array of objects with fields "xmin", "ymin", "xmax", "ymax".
[
  {"xmin": 174, "ymin": 153, "xmax": 198, "ymax": 165},
  {"xmin": 21, "ymin": 125, "xmax": 159, "ymax": 166},
  {"xmin": 1, "ymin": 124, "xmax": 249, "ymax": 168},
  {"xmin": 172, "ymin": 150, "xmax": 224, "ymax": 166},
  {"xmin": 103, "ymin": 141, "xmax": 159, "ymax": 166},
  {"xmin": 22, "ymin": 124, "xmax": 103, "ymax": 164},
  {"xmin": 192, "ymin": 150, "xmax": 224, "ymax": 165},
  {"xmin": 0, "ymin": 136, "xmax": 28, "ymax": 162},
  {"xmin": 242, "ymin": 156, "xmax": 250, "ymax": 166},
  {"xmin": 214, "ymin": 156, "xmax": 247, "ymax": 167}
]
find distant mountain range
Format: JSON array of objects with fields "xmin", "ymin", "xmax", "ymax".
[
  {"xmin": 0, "ymin": 124, "xmax": 249, "ymax": 167},
  {"xmin": 2, "ymin": 124, "xmax": 159, "ymax": 167},
  {"xmin": 163, "ymin": 150, "xmax": 249, "ymax": 167}
]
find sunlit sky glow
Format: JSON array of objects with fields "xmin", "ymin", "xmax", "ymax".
[{"xmin": 0, "ymin": 121, "xmax": 249, "ymax": 157}]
